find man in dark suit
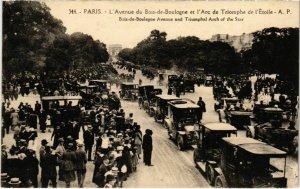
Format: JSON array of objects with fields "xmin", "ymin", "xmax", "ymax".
[
  {"xmin": 40, "ymin": 146, "xmax": 57, "ymax": 188},
  {"xmin": 34, "ymin": 101, "xmax": 41, "ymax": 115},
  {"xmin": 74, "ymin": 142, "xmax": 87, "ymax": 187},
  {"xmin": 197, "ymin": 97, "xmax": 206, "ymax": 122},
  {"xmin": 142, "ymin": 129, "xmax": 153, "ymax": 166},
  {"xmin": 83, "ymin": 125, "xmax": 94, "ymax": 161}
]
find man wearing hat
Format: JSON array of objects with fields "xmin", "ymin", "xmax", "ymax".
[
  {"xmin": 41, "ymin": 146, "xmax": 57, "ymax": 188},
  {"xmin": 61, "ymin": 143, "xmax": 76, "ymax": 187},
  {"xmin": 142, "ymin": 129, "xmax": 154, "ymax": 166},
  {"xmin": 104, "ymin": 174, "xmax": 116, "ymax": 188},
  {"xmin": 8, "ymin": 178, "xmax": 22, "ymax": 188},
  {"xmin": 24, "ymin": 149, "xmax": 39, "ymax": 188},
  {"xmin": 75, "ymin": 142, "xmax": 87, "ymax": 187},
  {"xmin": 94, "ymin": 155, "xmax": 110, "ymax": 187},
  {"xmin": 83, "ymin": 125, "xmax": 94, "ymax": 161}
]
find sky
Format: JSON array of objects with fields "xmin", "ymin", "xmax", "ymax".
[{"xmin": 45, "ymin": 1, "xmax": 299, "ymax": 48}]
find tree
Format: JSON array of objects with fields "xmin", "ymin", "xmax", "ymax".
[
  {"xmin": 3, "ymin": 1, "xmax": 66, "ymax": 76},
  {"xmin": 251, "ymin": 27, "xmax": 299, "ymax": 86},
  {"xmin": 205, "ymin": 41, "xmax": 241, "ymax": 75}
]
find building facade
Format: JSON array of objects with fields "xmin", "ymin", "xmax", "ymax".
[{"xmin": 210, "ymin": 33, "xmax": 254, "ymax": 52}]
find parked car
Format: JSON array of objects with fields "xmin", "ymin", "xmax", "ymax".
[
  {"xmin": 119, "ymin": 83, "xmax": 139, "ymax": 101},
  {"xmin": 149, "ymin": 95, "xmax": 181, "ymax": 123},
  {"xmin": 195, "ymin": 136, "xmax": 288, "ymax": 187},
  {"xmin": 183, "ymin": 79, "xmax": 195, "ymax": 93},
  {"xmin": 226, "ymin": 111, "xmax": 253, "ymax": 130},
  {"xmin": 164, "ymin": 99, "xmax": 201, "ymax": 150},
  {"xmin": 88, "ymin": 79, "xmax": 111, "ymax": 92},
  {"xmin": 204, "ymin": 74, "xmax": 214, "ymax": 86},
  {"xmin": 41, "ymin": 95, "xmax": 82, "ymax": 122},
  {"xmin": 193, "ymin": 122, "xmax": 237, "ymax": 166},
  {"xmin": 246, "ymin": 107, "xmax": 298, "ymax": 154},
  {"xmin": 138, "ymin": 85, "xmax": 163, "ymax": 115},
  {"xmin": 79, "ymin": 84, "xmax": 109, "ymax": 108},
  {"xmin": 138, "ymin": 85, "xmax": 154, "ymax": 109},
  {"xmin": 168, "ymin": 74, "xmax": 178, "ymax": 88}
]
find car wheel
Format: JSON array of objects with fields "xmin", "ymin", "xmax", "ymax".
[
  {"xmin": 206, "ymin": 164, "xmax": 215, "ymax": 185},
  {"xmin": 215, "ymin": 175, "xmax": 228, "ymax": 188},
  {"xmin": 177, "ymin": 135, "xmax": 185, "ymax": 151},
  {"xmin": 193, "ymin": 149, "xmax": 200, "ymax": 165},
  {"xmin": 154, "ymin": 114, "xmax": 158, "ymax": 122}
]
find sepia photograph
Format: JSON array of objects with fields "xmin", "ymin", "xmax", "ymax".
[{"xmin": 1, "ymin": 0, "xmax": 299, "ymax": 188}]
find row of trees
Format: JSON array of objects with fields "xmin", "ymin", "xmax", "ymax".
[
  {"xmin": 243, "ymin": 27, "xmax": 299, "ymax": 86},
  {"xmin": 3, "ymin": 1, "xmax": 109, "ymax": 77},
  {"xmin": 118, "ymin": 28, "xmax": 299, "ymax": 86},
  {"xmin": 118, "ymin": 30, "xmax": 240, "ymax": 75}
]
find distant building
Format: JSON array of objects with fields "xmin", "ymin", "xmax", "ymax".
[
  {"xmin": 108, "ymin": 44, "xmax": 122, "ymax": 56},
  {"xmin": 210, "ymin": 33, "xmax": 254, "ymax": 52}
]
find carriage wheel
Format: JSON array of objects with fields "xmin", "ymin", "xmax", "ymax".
[
  {"xmin": 206, "ymin": 164, "xmax": 215, "ymax": 185},
  {"xmin": 215, "ymin": 175, "xmax": 228, "ymax": 188},
  {"xmin": 193, "ymin": 149, "xmax": 200, "ymax": 166}
]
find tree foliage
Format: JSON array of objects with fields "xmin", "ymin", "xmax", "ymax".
[
  {"xmin": 118, "ymin": 29, "xmax": 241, "ymax": 75},
  {"xmin": 3, "ymin": 1, "xmax": 66, "ymax": 76},
  {"xmin": 3, "ymin": 1, "xmax": 109, "ymax": 76},
  {"xmin": 249, "ymin": 27, "xmax": 299, "ymax": 85}
]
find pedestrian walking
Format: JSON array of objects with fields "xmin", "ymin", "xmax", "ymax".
[
  {"xmin": 61, "ymin": 143, "xmax": 77, "ymax": 188},
  {"xmin": 142, "ymin": 129, "xmax": 153, "ymax": 166},
  {"xmin": 24, "ymin": 150, "xmax": 39, "ymax": 188},
  {"xmin": 74, "ymin": 142, "xmax": 87, "ymax": 188},
  {"xmin": 83, "ymin": 125, "xmax": 94, "ymax": 161},
  {"xmin": 10, "ymin": 109, "xmax": 19, "ymax": 131},
  {"xmin": 40, "ymin": 146, "xmax": 57, "ymax": 188},
  {"xmin": 197, "ymin": 97, "xmax": 206, "ymax": 122}
]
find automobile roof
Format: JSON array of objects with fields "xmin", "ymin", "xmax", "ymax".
[
  {"xmin": 89, "ymin": 80, "xmax": 109, "ymax": 83},
  {"xmin": 168, "ymin": 100, "xmax": 199, "ymax": 109},
  {"xmin": 222, "ymin": 137, "xmax": 286, "ymax": 157},
  {"xmin": 221, "ymin": 97, "xmax": 239, "ymax": 101},
  {"xmin": 121, "ymin": 82, "xmax": 139, "ymax": 85},
  {"xmin": 155, "ymin": 95, "xmax": 181, "ymax": 100},
  {"xmin": 203, "ymin": 123, "xmax": 237, "ymax": 131},
  {"xmin": 264, "ymin": 107, "xmax": 284, "ymax": 112},
  {"xmin": 139, "ymin": 85, "xmax": 154, "ymax": 87},
  {"xmin": 41, "ymin": 96, "xmax": 82, "ymax": 101},
  {"xmin": 229, "ymin": 111, "xmax": 253, "ymax": 116}
]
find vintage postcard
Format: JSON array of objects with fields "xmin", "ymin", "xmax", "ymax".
[{"xmin": 1, "ymin": 0, "xmax": 299, "ymax": 188}]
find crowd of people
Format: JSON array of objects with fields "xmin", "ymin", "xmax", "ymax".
[
  {"xmin": 1, "ymin": 93, "xmax": 154, "ymax": 188},
  {"xmin": 1, "ymin": 63, "xmax": 157, "ymax": 188}
]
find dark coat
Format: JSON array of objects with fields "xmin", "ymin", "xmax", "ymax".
[
  {"xmin": 25, "ymin": 156, "xmax": 39, "ymax": 176},
  {"xmin": 94, "ymin": 163, "xmax": 109, "ymax": 187},
  {"xmin": 142, "ymin": 133, "xmax": 153, "ymax": 151},
  {"xmin": 40, "ymin": 153, "xmax": 57, "ymax": 178},
  {"xmin": 74, "ymin": 149, "xmax": 87, "ymax": 171},
  {"xmin": 83, "ymin": 130, "xmax": 94, "ymax": 146},
  {"xmin": 61, "ymin": 150, "xmax": 77, "ymax": 182},
  {"xmin": 197, "ymin": 100, "xmax": 206, "ymax": 112}
]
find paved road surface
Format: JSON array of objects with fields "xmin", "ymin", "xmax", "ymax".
[{"xmin": 2, "ymin": 65, "xmax": 298, "ymax": 187}]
